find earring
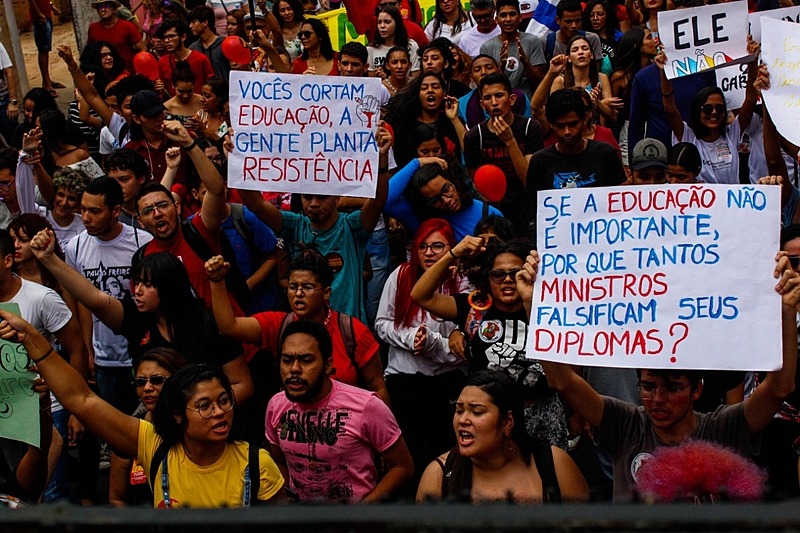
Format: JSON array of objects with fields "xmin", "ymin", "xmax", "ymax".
[{"xmin": 502, "ymin": 435, "xmax": 519, "ymax": 458}]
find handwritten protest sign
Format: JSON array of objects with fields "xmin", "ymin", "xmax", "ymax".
[
  {"xmin": 529, "ymin": 185, "xmax": 781, "ymax": 370},
  {"xmin": 716, "ymin": 63, "xmax": 748, "ymax": 110},
  {"xmin": 658, "ymin": 1, "xmax": 750, "ymax": 80},
  {"xmin": 0, "ymin": 303, "xmax": 39, "ymax": 447},
  {"xmin": 228, "ymin": 72, "xmax": 383, "ymax": 198},
  {"xmin": 749, "ymin": 5, "xmax": 800, "ymax": 43},
  {"xmin": 761, "ymin": 18, "xmax": 800, "ymax": 147}
]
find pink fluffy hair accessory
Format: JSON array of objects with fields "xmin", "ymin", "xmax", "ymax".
[{"xmin": 636, "ymin": 440, "xmax": 767, "ymax": 503}]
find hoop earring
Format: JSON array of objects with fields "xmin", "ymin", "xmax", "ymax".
[{"xmin": 502, "ymin": 436, "xmax": 519, "ymax": 458}]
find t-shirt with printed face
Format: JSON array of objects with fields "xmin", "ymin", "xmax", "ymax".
[{"xmin": 265, "ymin": 380, "xmax": 401, "ymax": 502}]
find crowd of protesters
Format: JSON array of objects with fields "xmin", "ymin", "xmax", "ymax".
[{"xmin": 1, "ymin": 0, "xmax": 800, "ymax": 509}]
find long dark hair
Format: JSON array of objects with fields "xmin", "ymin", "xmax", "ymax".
[
  {"xmin": 459, "ymin": 238, "xmax": 532, "ymax": 295},
  {"xmin": 371, "ymin": 6, "xmax": 409, "ymax": 48},
  {"xmin": 563, "ymin": 35, "xmax": 599, "ymax": 89},
  {"xmin": 272, "ymin": 0, "xmax": 305, "ymax": 28},
  {"xmin": 132, "ymin": 252, "xmax": 211, "ymax": 359},
  {"xmin": 8, "ymin": 214, "xmax": 65, "ymax": 291},
  {"xmin": 688, "ymin": 86, "xmax": 727, "ymax": 139},
  {"xmin": 152, "ymin": 364, "xmax": 235, "ymax": 448},
  {"xmin": 21, "ymin": 88, "xmax": 58, "ymax": 128},
  {"xmin": 80, "ymin": 41, "xmax": 126, "ymax": 81},
  {"xmin": 406, "ymin": 162, "xmax": 475, "ymax": 220},
  {"xmin": 611, "ymin": 27, "xmax": 647, "ymax": 77},
  {"xmin": 430, "ymin": 0, "xmax": 471, "ymax": 38},
  {"xmin": 582, "ymin": 0, "xmax": 619, "ymax": 39},
  {"xmin": 299, "ymin": 18, "xmax": 335, "ymax": 61}
]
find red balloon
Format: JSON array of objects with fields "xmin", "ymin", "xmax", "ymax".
[
  {"xmin": 222, "ymin": 36, "xmax": 252, "ymax": 66},
  {"xmin": 473, "ymin": 164, "xmax": 507, "ymax": 203},
  {"xmin": 133, "ymin": 52, "xmax": 160, "ymax": 81}
]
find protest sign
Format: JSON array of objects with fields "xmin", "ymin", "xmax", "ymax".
[
  {"xmin": 658, "ymin": 1, "xmax": 750, "ymax": 80},
  {"xmin": 716, "ymin": 63, "xmax": 748, "ymax": 110},
  {"xmin": 761, "ymin": 18, "xmax": 800, "ymax": 147},
  {"xmin": 228, "ymin": 72, "xmax": 383, "ymax": 198},
  {"xmin": 749, "ymin": 5, "xmax": 800, "ymax": 43},
  {"xmin": 529, "ymin": 184, "xmax": 781, "ymax": 370},
  {"xmin": 0, "ymin": 303, "xmax": 39, "ymax": 447}
]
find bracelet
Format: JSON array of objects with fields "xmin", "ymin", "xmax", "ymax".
[
  {"xmin": 661, "ymin": 91, "xmax": 673, "ymax": 97},
  {"xmin": 31, "ymin": 346, "xmax": 54, "ymax": 365},
  {"xmin": 449, "ymin": 249, "xmax": 459, "ymax": 259},
  {"xmin": 183, "ymin": 140, "xmax": 198, "ymax": 151}
]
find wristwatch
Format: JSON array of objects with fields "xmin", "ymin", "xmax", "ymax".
[{"xmin": 10, "ymin": 99, "xmax": 17, "ymax": 105}]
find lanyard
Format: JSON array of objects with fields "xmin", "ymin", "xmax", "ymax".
[{"xmin": 159, "ymin": 449, "xmax": 252, "ymax": 508}]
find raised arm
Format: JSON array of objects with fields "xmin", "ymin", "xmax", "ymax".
[
  {"xmin": 531, "ymin": 55, "xmax": 567, "ymax": 135},
  {"xmin": 736, "ymin": 36, "xmax": 761, "ymax": 135},
  {"xmin": 444, "ymin": 97, "xmax": 467, "ymax": 152},
  {"xmin": 30, "ymin": 229, "xmax": 125, "ymax": 332},
  {"xmin": 205, "ymin": 256, "xmax": 263, "ymax": 345},
  {"xmin": 743, "ymin": 253, "xmax": 799, "ymax": 434},
  {"xmin": 654, "ymin": 51, "xmax": 684, "ymax": 141},
  {"xmin": 57, "ymin": 45, "xmax": 117, "ymax": 127},
  {"xmin": 411, "ymin": 235, "xmax": 485, "ymax": 322},
  {"xmin": 0, "ymin": 310, "xmax": 140, "ymax": 459},
  {"xmin": 359, "ymin": 123, "xmax": 392, "ymax": 232}
]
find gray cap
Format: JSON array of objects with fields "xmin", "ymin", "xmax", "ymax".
[
  {"xmin": 631, "ymin": 138, "xmax": 668, "ymax": 171},
  {"xmin": 243, "ymin": 10, "xmax": 266, "ymax": 21}
]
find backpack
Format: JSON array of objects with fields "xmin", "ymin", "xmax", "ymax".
[
  {"xmin": 278, "ymin": 311, "xmax": 363, "ymax": 386},
  {"xmin": 131, "ymin": 219, "xmax": 253, "ymax": 309},
  {"xmin": 545, "ymin": 30, "xmax": 586, "ymax": 62},
  {"xmin": 149, "ymin": 441, "xmax": 261, "ymax": 506}
]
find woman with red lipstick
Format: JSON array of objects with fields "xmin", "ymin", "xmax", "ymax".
[
  {"xmin": 291, "ymin": 19, "xmax": 338, "ymax": 76},
  {"xmin": 416, "ymin": 370, "xmax": 588, "ymax": 502},
  {"xmin": 411, "ymin": 237, "xmax": 569, "ymax": 449},
  {"xmin": 109, "ymin": 347, "xmax": 187, "ymax": 506},
  {"xmin": 0, "ymin": 308, "xmax": 286, "ymax": 508},
  {"xmin": 376, "ymin": 218, "xmax": 469, "ymax": 483}
]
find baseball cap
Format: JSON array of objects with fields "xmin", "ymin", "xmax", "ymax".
[
  {"xmin": 243, "ymin": 10, "xmax": 266, "ymax": 21},
  {"xmin": 130, "ymin": 90, "xmax": 166, "ymax": 118},
  {"xmin": 631, "ymin": 139, "xmax": 668, "ymax": 171},
  {"xmin": 91, "ymin": 0, "xmax": 122, "ymax": 8}
]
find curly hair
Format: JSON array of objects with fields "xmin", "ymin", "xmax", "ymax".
[
  {"xmin": 458, "ymin": 238, "xmax": 533, "ymax": 294},
  {"xmin": 52, "ymin": 167, "xmax": 91, "ymax": 196}
]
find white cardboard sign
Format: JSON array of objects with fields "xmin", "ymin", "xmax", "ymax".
[
  {"xmin": 761, "ymin": 18, "xmax": 800, "ymax": 147},
  {"xmin": 749, "ymin": 5, "xmax": 800, "ymax": 43}
]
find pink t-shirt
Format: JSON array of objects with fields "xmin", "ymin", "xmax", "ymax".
[{"xmin": 265, "ymin": 380, "xmax": 401, "ymax": 502}]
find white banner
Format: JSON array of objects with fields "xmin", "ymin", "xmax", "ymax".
[
  {"xmin": 761, "ymin": 18, "xmax": 800, "ymax": 147},
  {"xmin": 658, "ymin": 1, "xmax": 751, "ymax": 80},
  {"xmin": 227, "ymin": 71, "xmax": 382, "ymax": 198},
  {"xmin": 749, "ymin": 5, "xmax": 800, "ymax": 43},
  {"xmin": 529, "ymin": 185, "xmax": 781, "ymax": 370}
]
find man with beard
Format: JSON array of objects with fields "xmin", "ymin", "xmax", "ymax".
[
  {"xmin": 265, "ymin": 319, "xmax": 413, "ymax": 502},
  {"xmin": 65, "ymin": 176, "xmax": 152, "ymax": 413}
]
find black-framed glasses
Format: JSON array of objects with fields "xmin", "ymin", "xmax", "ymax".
[
  {"xmin": 417, "ymin": 241, "xmax": 447, "ymax": 254},
  {"xmin": 163, "ymin": 33, "xmax": 181, "ymax": 40},
  {"xmin": 426, "ymin": 181, "xmax": 455, "ymax": 207},
  {"xmin": 637, "ymin": 380, "xmax": 691, "ymax": 399},
  {"xmin": 288, "ymin": 283, "xmax": 324, "ymax": 294},
  {"xmin": 789, "ymin": 255, "xmax": 800, "ymax": 270},
  {"xmin": 0, "ymin": 179, "xmax": 14, "ymax": 189},
  {"xmin": 299, "ymin": 30, "xmax": 315, "ymax": 39},
  {"xmin": 189, "ymin": 394, "xmax": 234, "ymax": 418},
  {"xmin": 488, "ymin": 269, "xmax": 520, "ymax": 284},
  {"xmin": 132, "ymin": 375, "xmax": 168, "ymax": 388},
  {"xmin": 140, "ymin": 200, "xmax": 173, "ymax": 217},
  {"xmin": 701, "ymin": 104, "xmax": 725, "ymax": 116}
]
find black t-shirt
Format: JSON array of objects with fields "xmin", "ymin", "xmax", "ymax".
[
  {"xmin": 117, "ymin": 299, "xmax": 243, "ymax": 365},
  {"xmin": 526, "ymin": 140, "xmax": 626, "ymax": 219},
  {"xmin": 445, "ymin": 79, "xmax": 471, "ymax": 99},
  {"xmin": 454, "ymin": 293, "xmax": 554, "ymax": 402},
  {"xmin": 392, "ymin": 117, "xmax": 463, "ymax": 169},
  {"xmin": 464, "ymin": 114, "xmax": 543, "ymax": 230}
]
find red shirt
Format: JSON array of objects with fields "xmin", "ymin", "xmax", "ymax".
[
  {"xmin": 88, "ymin": 18, "xmax": 142, "ymax": 71},
  {"xmin": 291, "ymin": 53, "xmax": 340, "ymax": 76},
  {"xmin": 124, "ymin": 137, "xmax": 187, "ymax": 184},
  {"xmin": 29, "ymin": 0, "xmax": 52, "ymax": 20},
  {"xmin": 158, "ymin": 50, "xmax": 214, "ymax": 96},
  {"xmin": 254, "ymin": 310, "xmax": 379, "ymax": 387}
]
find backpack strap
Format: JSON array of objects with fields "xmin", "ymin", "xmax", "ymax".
[
  {"xmin": 545, "ymin": 32, "xmax": 556, "ymax": 62},
  {"xmin": 229, "ymin": 203, "xmax": 252, "ymax": 243},
  {"xmin": 247, "ymin": 442, "xmax": 260, "ymax": 506},
  {"xmin": 531, "ymin": 441, "xmax": 562, "ymax": 503},
  {"xmin": 337, "ymin": 313, "xmax": 360, "ymax": 383},
  {"xmin": 277, "ymin": 312, "xmax": 296, "ymax": 358},
  {"xmin": 148, "ymin": 440, "xmax": 170, "ymax": 490}
]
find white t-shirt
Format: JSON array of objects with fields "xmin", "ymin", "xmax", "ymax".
[
  {"xmin": 367, "ymin": 40, "xmax": 421, "ymax": 74},
  {"xmin": 458, "ymin": 25, "xmax": 501, "ymax": 57},
  {"xmin": 65, "ymin": 225, "xmax": 153, "ymax": 367},
  {"xmin": 102, "ymin": 113, "xmax": 131, "ymax": 155},
  {"xmin": 0, "ymin": 42, "xmax": 12, "ymax": 100},
  {"xmin": 424, "ymin": 15, "xmax": 475, "ymax": 44},
  {"xmin": 675, "ymin": 117, "xmax": 755, "ymax": 185}
]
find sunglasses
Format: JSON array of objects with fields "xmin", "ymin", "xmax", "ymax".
[
  {"xmin": 132, "ymin": 375, "xmax": 168, "ymax": 388},
  {"xmin": 701, "ymin": 104, "xmax": 726, "ymax": 116},
  {"xmin": 488, "ymin": 268, "xmax": 520, "ymax": 284},
  {"xmin": 299, "ymin": 30, "xmax": 315, "ymax": 39}
]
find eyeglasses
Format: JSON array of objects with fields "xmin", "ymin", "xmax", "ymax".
[
  {"xmin": 288, "ymin": 283, "xmax": 324, "ymax": 294},
  {"xmin": 488, "ymin": 269, "xmax": 520, "ymax": 283},
  {"xmin": 701, "ymin": 104, "xmax": 726, "ymax": 116},
  {"xmin": 189, "ymin": 394, "xmax": 234, "ymax": 418},
  {"xmin": 299, "ymin": 30, "xmax": 314, "ymax": 39},
  {"xmin": 100, "ymin": 52, "xmax": 114, "ymax": 58},
  {"xmin": 0, "ymin": 179, "xmax": 14, "ymax": 189},
  {"xmin": 140, "ymin": 200, "xmax": 172, "ymax": 217},
  {"xmin": 789, "ymin": 255, "xmax": 800, "ymax": 270},
  {"xmin": 426, "ymin": 181, "xmax": 455, "ymax": 206},
  {"xmin": 163, "ymin": 33, "xmax": 181, "ymax": 40},
  {"xmin": 132, "ymin": 375, "xmax": 168, "ymax": 388},
  {"xmin": 637, "ymin": 380, "xmax": 691, "ymax": 399},
  {"xmin": 417, "ymin": 241, "xmax": 448, "ymax": 254}
]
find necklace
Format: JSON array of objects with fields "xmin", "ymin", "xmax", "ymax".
[{"xmin": 385, "ymin": 78, "xmax": 399, "ymax": 95}]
